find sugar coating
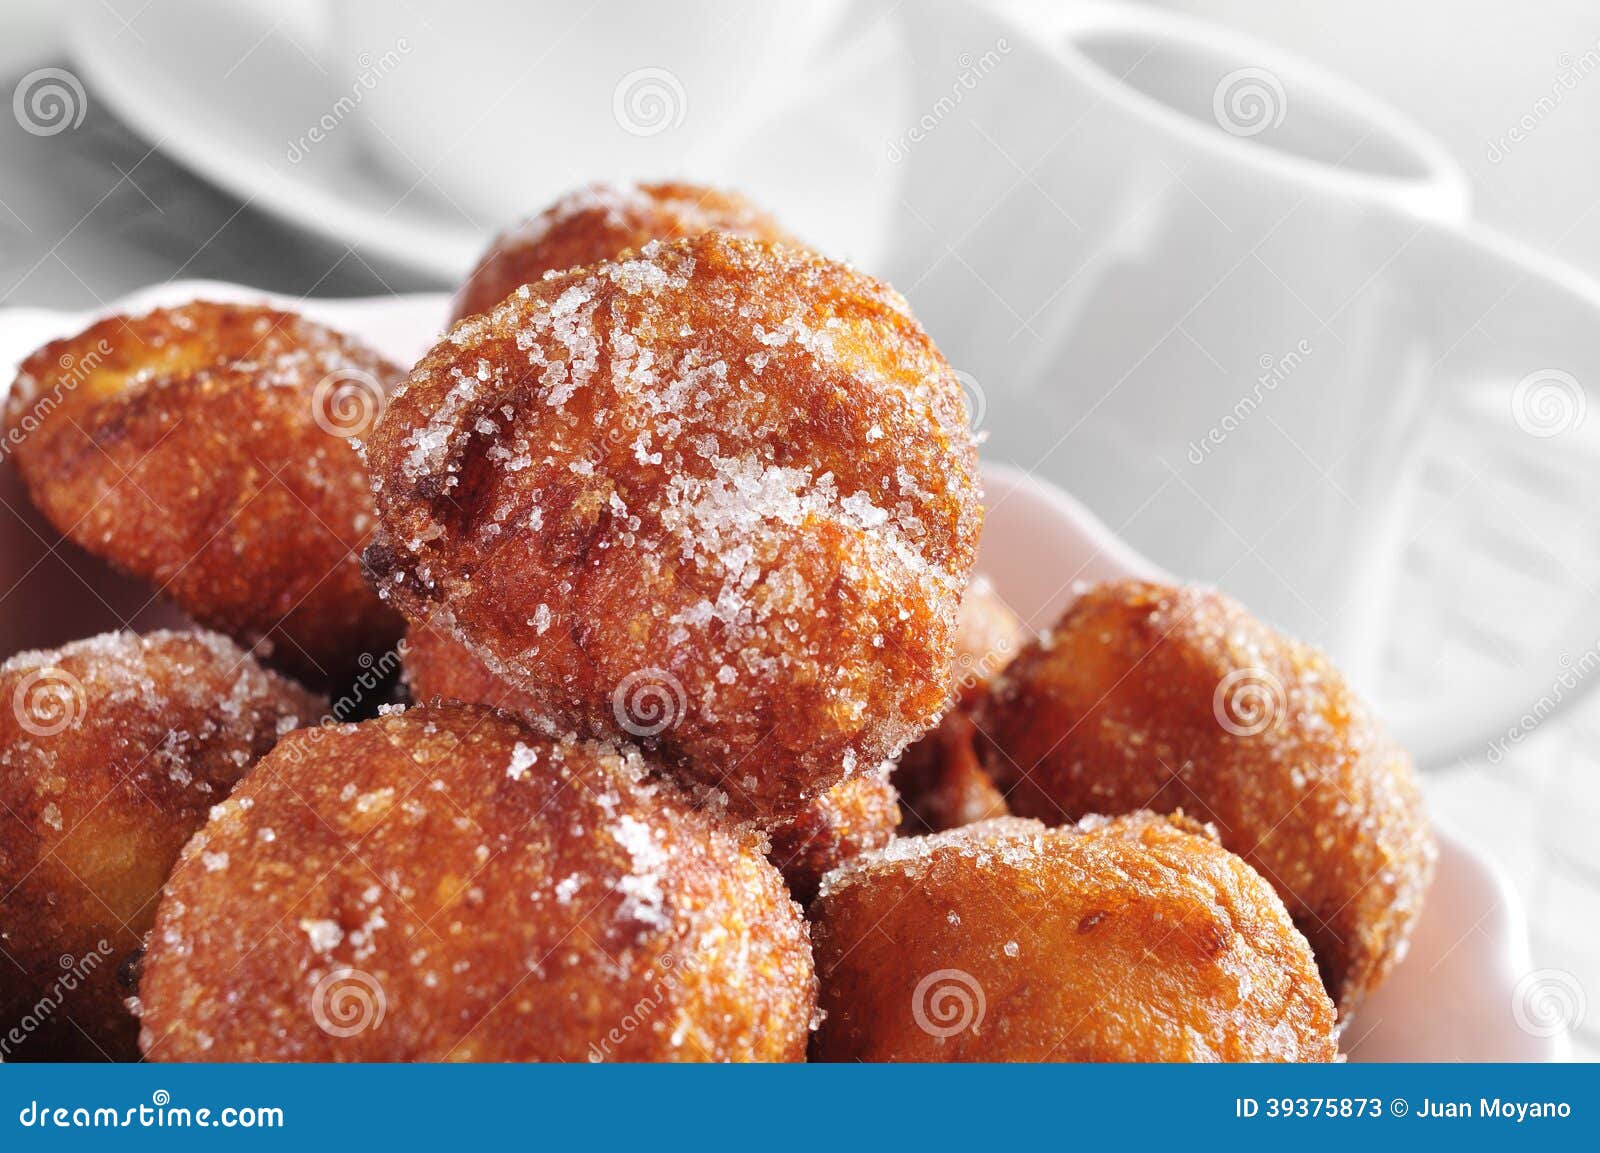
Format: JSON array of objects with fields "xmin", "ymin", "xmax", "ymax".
[
  {"xmin": 136, "ymin": 704, "xmax": 816, "ymax": 1062},
  {"xmin": 403, "ymin": 622, "xmax": 899, "ymax": 901},
  {"xmin": 0, "ymin": 629, "xmax": 321, "ymax": 1060},
  {"xmin": 973, "ymin": 580, "xmax": 1436, "ymax": 1017},
  {"xmin": 809, "ymin": 812, "xmax": 1339, "ymax": 1062},
  {"xmin": 449, "ymin": 181, "xmax": 798, "ymax": 323},
  {"xmin": 3, "ymin": 302, "xmax": 406, "ymax": 687},
  {"xmin": 0, "ymin": 629, "xmax": 321, "ymax": 798},
  {"xmin": 367, "ymin": 234, "xmax": 983, "ymax": 822}
]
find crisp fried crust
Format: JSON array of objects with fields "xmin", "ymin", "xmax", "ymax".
[
  {"xmin": 3, "ymin": 302, "xmax": 405, "ymax": 687},
  {"xmin": 451, "ymin": 182, "xmax": 797, "ymax": 322},
  {"xmin": 401, "ymin": 617, "xmax": 539, "ymax": 714},
  {"xmin": 765, "ymin": 767, "xmax": 900, "ymax": 906},
  {"xmin": 974, "ymin": 581, "xmax": 1436, "ymax": 1016},
  {"xmin": 895, "ymin": 576, "xmax": 1022, "ymax": 834},
  {"xmin": 946, "ymin": 575, "xmax": 1027, "ymax": 710},
  {"xmin": 895, "ymin": 712, "xmax": 1009, "ymax": 836},
  {"xmin": 137, "ymin": 704, "xmax": 817, "ymax": 1062},
  {"xmin": 810, "ymin": 813, "xmax": 1339, "ymax": 1062},
  {"xmin": 402, "ymin": 622, "xmax": 898, "ymax": 904},
  {"xmin": 365, "ymin": 234, "xmax": 983, "ymax": 822},
  {"xmin": 0, "ymin": 630, "xmax": 321, "ymax": 1060}
]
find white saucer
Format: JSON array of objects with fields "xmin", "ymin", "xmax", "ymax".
[
  {"xmin": 67, "ymin": 0, "xmax": 910, "ymax": 280},
  {"xmin": 0, "ymin": 280, "xmax": 1567, "ymax": 1061}
]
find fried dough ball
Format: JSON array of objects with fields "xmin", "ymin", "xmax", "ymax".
[
  {"xmin": 810, "ymin": 813, "xmax": 1338, "ymax": 1062},
  {"xmin": 895, "ymin": 576, "xmax": 1022, "ymax": 834},
  {"xmin": 403, "ymin": 621, "xmax": 898, "ymax": 903},
  {"xmin": 766, "ymin": 767, "xmax": 899, "ymax": 906},
  {"xmin": 0, "ymin": 631, "xmax": 321, "ymax": 1060},
  {"xmin": 401, "ymin": 618, "xmax": 537, "ymax": 714},
  {"xmin": 974, "ymin": 581, "xmax": 1436, "ymax": 1016},
  {"xmin": 894, "ymin": 713, "xmax": 1009, "ymax": 836},
  {"xmin": 3, "ymin": 302, "xmax": 406, "ymax": 687},
  {"xmin": 946, "ymin": 575, "xmax": 1027, "ymax": 708},
  {"xmin": 451, "ymin": 182, "xmax": 797, "ymax": 322},
  {"xmin": 137, "ymin": 704, "xmax": 816, "ymax": 1062},
  {"xmin": 445, "ymin": 183, "xmax": 865, "ymax": 869},
  {"xmin": 365, "ymin": 234, "xmax": 983, "ymax": 822}
]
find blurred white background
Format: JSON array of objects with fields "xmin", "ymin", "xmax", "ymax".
[{"xmin": 0, "ymin": 0, "xmax": 1595, "ymax": 1056}]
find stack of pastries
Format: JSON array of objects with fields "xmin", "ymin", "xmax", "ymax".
[{"xmin": 0, "ymin": 182, "xmax": 1432, "ymax": 1062}]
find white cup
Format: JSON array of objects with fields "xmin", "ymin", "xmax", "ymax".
[
  {"xmin": 886, "ymin": 0, "xmax": 1600, "ymax": 765},
  {"xmin": 323, "ymin": 0, "xmax": 852, "ymax": 225}
]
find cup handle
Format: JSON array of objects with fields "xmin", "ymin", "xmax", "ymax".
[{"xmin": 1383, "ymin": 220, "xmax": 1600, "ymax": 766}]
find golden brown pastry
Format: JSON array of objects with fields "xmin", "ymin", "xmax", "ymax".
[
  {"xmin": 401, "ymin": 616, "xmax": 537, "ymax": 715},
  {"xmin": 2, "ymin": 302, "xmax": 405, "ymax": 687},
  {"xmin": 451, "ymin": 181, "xmax": 797, "ymax": 322},
  {"xmin": 764, "ymin": 767, "xmax": 900, "ymax": 906},
  {"xmin": 895, "ymin": 576, "xmax": 1022, "ymax": 834},
  {"xmin": 974, "ymin": 581, "xmax": 1435, "ymax": 1015},
  {"xmin": 137, "ymin": 704, "xmax": 816, "ymax": 1062},
  {"xmin": 0, "ymin": 630, "xmax": 320, "ymax": 1059},
  {"xmin": 810, "ymin": 813, "xmax": 1339, "ymax": 1062},
  {"xmin": 403, "ymin": 620, "xmax": 898, "ymax": 904},
  {"xmin": 364, "ymin": 234, "xmax": 983, "ymax": 822}
]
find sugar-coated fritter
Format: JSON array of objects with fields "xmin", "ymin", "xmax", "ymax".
[
  {"xmin": 137, "ymin": 704, "xmax": 816, "ymax": 1062},
  {"xmin": 894, "ymin": 713, "xmax": 1009, "ymax": 836},
  {"xmin": 3, "ymin": 302, "xmax": 405, "ymax": 687},
  {"xmin": 365, "ymin": 234, "xmax": 983, "ymax": 821},
  {"xmin": 401, "ymin": 617, "xmax": 538, "ymax": 715},
  {"xmin": 975, "ymin": 581, "xmax": 1435, "ymax": 1015},
  {"xmin": 0, "ymin": 630, "xmax": 321, "ymax": 1060},
  {"xmin": 895, "ymin": 576, "xmax": 1021, "ymax": 834},
  {"xmin": 810, "ymin": 813, "xmax": 1339, "ymax": 1062},
  {"xmin": 765, "ymin": 767, "xmax": 899, "ymax": 906},
  {"xmin": 945, "ymin": 575, "xmax": 1026, "ymax": 708},
  {"xmin": 402, "ymin": 622, "xmax": 898, "ymax": 903},
  {"xmin": 451, "ymin": 182, "xmax": 797, "ymax": 322}
]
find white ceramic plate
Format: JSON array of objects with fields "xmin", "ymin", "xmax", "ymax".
[{"xmin": 0, "ymin": 282, "xmax": 1562, "ymax": 1062}]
